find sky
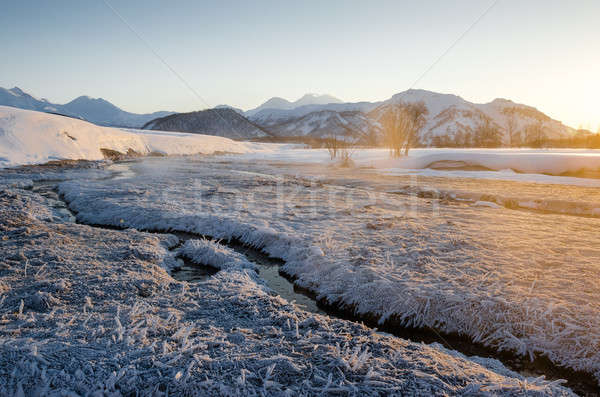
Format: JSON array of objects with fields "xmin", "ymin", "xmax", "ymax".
[{"xmin": 1, "ymin": 0, "xmax": 598, "ymax": 130}]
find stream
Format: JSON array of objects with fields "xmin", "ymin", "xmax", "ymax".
[{"xmin": 30, "ymin": 177, "xmax": 599, "ymax": 397}]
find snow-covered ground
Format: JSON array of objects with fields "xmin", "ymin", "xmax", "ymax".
[
  {"xmin": 50, "ymin": 157, "xmax": 600, "ymax": 390},
  {"xmin": 0, "ymin": 106, "xmax": 275, "ymax": 167},
  {"xmin": 224, "ymin": 148, "xmax": 600, "ymax": 187},
  {"xmin": 0, "ymin": 168, "xmax": 577, "ymax": 396}
]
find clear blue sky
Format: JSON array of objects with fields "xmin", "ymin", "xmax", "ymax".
[{"xmin": 1, "ymin": 0, "xmax": 598, "ymax": 129}]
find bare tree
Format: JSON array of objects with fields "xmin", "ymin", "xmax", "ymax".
[
  {"xmin": 324, "ymin": 129, "xmax": 340, "ymax": 160},
  {"xmin": 524, "ymin": 119, "xmax": 547, "ymax": 148},
  {"xmin": 324, "ymin": 128, "xmax": 356, "ymax": 166},
  {"xmin": 502, "ymin": 108, "xmax": 520, "ymax": 147},
  {"xmin": 379, "ymin": 101, "xmax": 428, "ymax": 157},
  {"xmin": 473, "ymin": 115, "xmax": 502, "ymax": 147}
]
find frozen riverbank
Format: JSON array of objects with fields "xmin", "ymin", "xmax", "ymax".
[
  {"xmin": 51, "ymin": 157, "xmax": 600, "ymax": 391},
  {"xmin": 0, "ymin": 162, "xmax": 580, "ymax": 395}
]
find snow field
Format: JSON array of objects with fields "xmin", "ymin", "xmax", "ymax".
[{"xmin": 224, "ymin": 148, "xmax": 600, "ymax": 186}]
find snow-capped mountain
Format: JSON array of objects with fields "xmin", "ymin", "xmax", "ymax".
[
  {"xmin": 61, "ymin": 96, "xmax": 173, "ymax": 127},
  {"xmin": 0, "ymin": 87, "xmax": 59, "ymax": 113},
  {"xmin": 1, "ymin": 86, "xmax": 575, "ymax": 145},
  {"xmin": 248, "ymin": 89, "xmax": 575, "ymax": 146},
  {"xmin": 245, "ymin": 93, "xmax": 343, "ymax": 117},
  {"xmin": 260, "ymin": 110, "xmax": 376, "ymax": 143},
  {"xmin": 0, "ymin": 87, "xmax": 173, "ymax": 127},
  {"xmin": 379, "ymin": 90, "xmax": 573, "ymax": 145},
  {"xmin": 143, "ymin": 108, "xmax": 269, "ymax": 139},
  {"xmin": 214, "ymin": 104, "xmax": 244, "ymax": 114}
]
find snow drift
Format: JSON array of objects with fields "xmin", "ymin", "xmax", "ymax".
[{"xmin": 374, "ymin": 150, "xmax": 600, "ymax": 176}]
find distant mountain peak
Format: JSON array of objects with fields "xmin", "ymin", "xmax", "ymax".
[
  {"xmin": 246, "ymin": 93, "xmax": 343, "ymax": 116},
  {"xmin": 70, "ymin": 95, "xmax": 109, "ymax": 103},
  {"xmin": 295, "ymin": 93, "xmax": 342, "ymax": 106},
  {"xmin": 262, "ymin": 97, "xmax": 292, "ymax": 108},
  {"xmin": 489, "ymin": 98, "xmax": 515, "ymax": 106},
  {"xmin": 0, "ymin": 86, "xmax": 173, "ymax": 128},
  {"xmin": 10, "ymin": 86, "xmax": 28, "ymax": 94},
  {"xmin": 214, "ymin": 104, "xmax": 244, "ymax": 114},
  {"xmin": 391, "ymin": 89, "xmax": 464, "ymax": 102}
]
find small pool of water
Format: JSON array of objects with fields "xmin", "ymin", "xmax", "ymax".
[
  {"xmin": 168, "ymin": 231, "xmax": 325, "ymax": 315},
  {"xmin": 171, "ymin": 262, "xmax": 218, "ymax": 283}
]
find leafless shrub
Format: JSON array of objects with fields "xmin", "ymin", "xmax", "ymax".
[{"xmin": 378, "ymin": 101, "xmax": 428, "ymax": 157}]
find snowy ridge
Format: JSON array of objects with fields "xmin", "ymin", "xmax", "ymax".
[{"xmin": 0, "ymin": 106, "xmax": 267, "ymax": 167}]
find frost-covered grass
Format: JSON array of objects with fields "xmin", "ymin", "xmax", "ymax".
[
  {"xmin": 55, "ymin": 157, "xmax": 600, "ymax": 386},
  {"xmin": 178, "ymin": 238, "xmax": 256, "ymax": 271},
  {"xmin": 0, "ymin": 178, "xmax": 576, "ymax": 396}
]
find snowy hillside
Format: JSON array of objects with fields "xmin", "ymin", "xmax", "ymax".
[
  {"xmin": 262, "ymin": 110, "xmax": 375, "ymax": 141},
  {"xmin": 248, "ymin": 89, "xmax": 575, "ymax": 146},
  {"xmin": 249, "ymin": 102, "xmax": 375, "ymax": 126},
  {"xmin": 0, "ymin": 106, "xmax": 259, "ymax": 167},
  {"xmin": 0, "ymin": 86, "xmax": 173, "ymax": 127},
  {"xmin": 61, "ymin": 95, "xmax": 173, "ymax": 127},
  {"xmin": 380, "ymin": 90, "xmax": 574, "ymax": 146},
  {"xmin": 143, "ymin": 108, "xmax": 269, "ymax": 139}
]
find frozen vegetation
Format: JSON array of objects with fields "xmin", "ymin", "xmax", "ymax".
[
  {"xmin": 49, "ymin": 157, "xmax": 600, "ymax": 390},
  {"xmin": 0, "ymin": 166, "xmax": 578, "ymax": 396}
]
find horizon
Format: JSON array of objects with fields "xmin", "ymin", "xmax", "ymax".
[
  {"xmin": 1, "ymin": 0, "xmax": 599, "ymax": 130},
  {"xmin": 3, "ymin": 85, "xmax": 595, "ymax": 132}
]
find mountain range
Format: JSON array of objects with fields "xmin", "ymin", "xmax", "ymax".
[
  {"xmin": 0, "ymin": 86, "xmax": 576, "ymax": 145},
  {"xmin": 0, "ymin": 87, "xmax": 173, "ymax": 127},
  {"xmin": 245, "ymin": 94, "xmax": 343, "ymax": 117},
  {"xmin": 242, "ymin": 90, "xmax": 575, "ymax": 145}
]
